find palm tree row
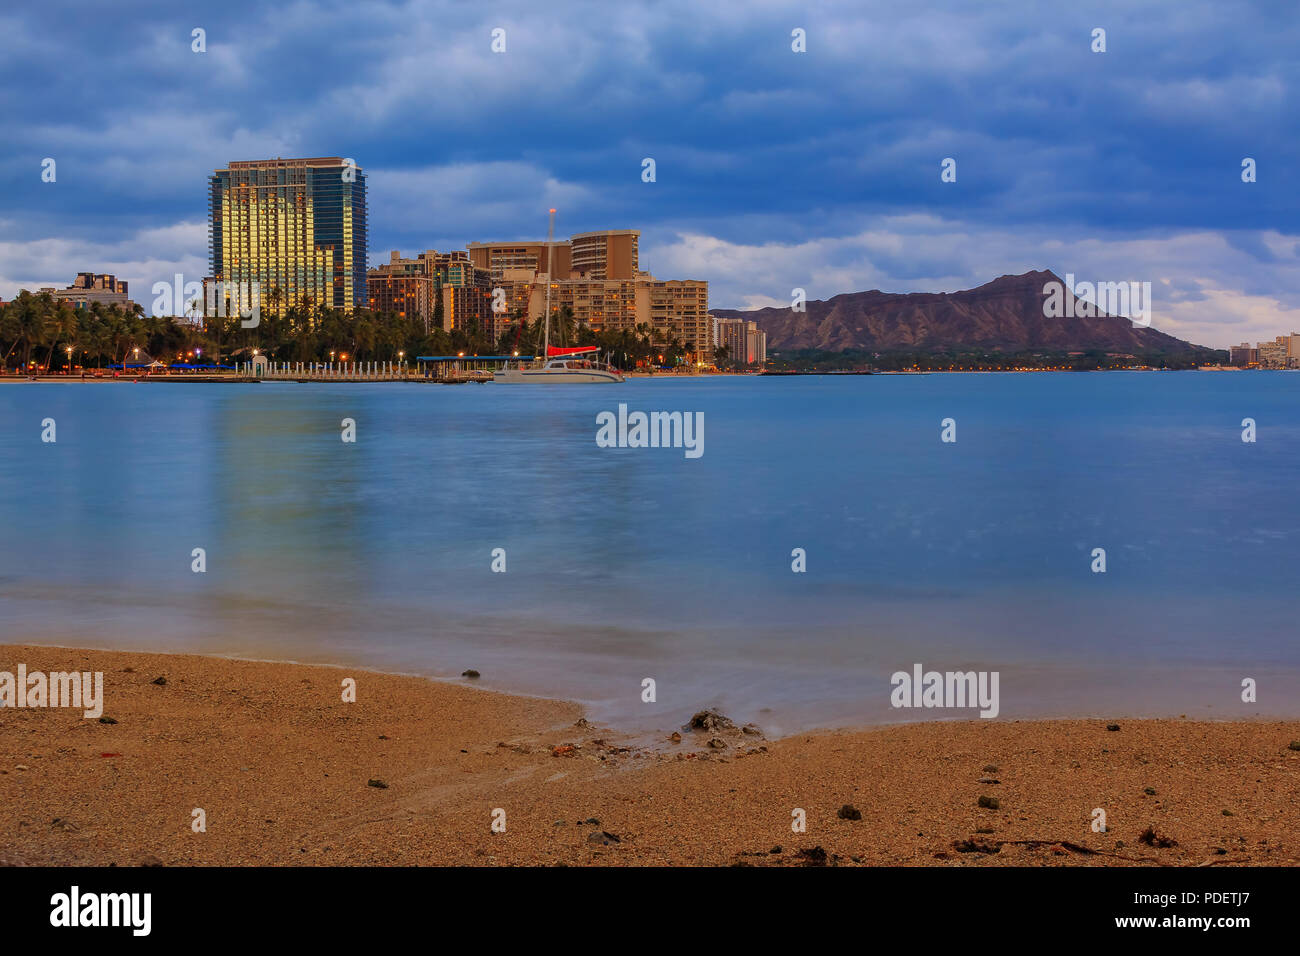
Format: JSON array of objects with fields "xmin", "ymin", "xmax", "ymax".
[{"xmin": 0, "ymin": 292, "xmax": 702, "ymax": 372}]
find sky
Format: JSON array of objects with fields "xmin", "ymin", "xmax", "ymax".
[{"xmin": 0, "ymin": 0, "xmax": 1296, "ymax": 348}]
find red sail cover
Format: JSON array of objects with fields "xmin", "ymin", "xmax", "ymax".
[{"xmin": 546, "ymin": 345, "xmax": 599, "ymax": 356}]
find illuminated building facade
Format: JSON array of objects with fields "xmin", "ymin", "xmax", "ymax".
[{"xmin": 209, "ymin": 157, "xmax": 368, "ymax": 315}]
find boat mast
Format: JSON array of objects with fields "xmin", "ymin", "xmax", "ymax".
[{"xmin": 543, "ymin": 207, "xmax": 555, "ymax": 361}]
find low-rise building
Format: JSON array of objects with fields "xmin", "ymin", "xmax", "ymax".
[{"xmin": 39, "ymin": 273, "xmax": 136, "ymax": 311}]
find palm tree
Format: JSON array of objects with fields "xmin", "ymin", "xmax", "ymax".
[{"xmin": 40, "ymin": 300, "xmax": 78, "ymax": 372}]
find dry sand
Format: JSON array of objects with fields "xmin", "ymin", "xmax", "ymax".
[{"xmin": 2, "ymin": 644, "xmax": 1297, "ymax": 866}]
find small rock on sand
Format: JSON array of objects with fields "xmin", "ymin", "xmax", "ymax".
[
  {"xmin": 707, "ymin": 737, "xmax": 727, "ymax": 749},
  {"xmin": 978, "ymin": 795, "xmax": 1000, "ymax": 810},
  {"xmin": 837, "ymin": 804, "xmax": 862, "ymax": 821},
  {"xmin": 586, "ymin": 830, "xmax": 620, "ymax": 845},
  {"xmin": 461, "ymin": 670, "xmax": 480, "ymax": 679},
  {"xmin": 1106, "ymin": 723, "xmax": 1121, "ymax": 732},
  {"xmin": 1138, "ymin": 826, "xmax": 1177, "ymax": 848},
  {"xmin": 98, "ymin": 717, "xmax": 117, "ymax": 725},
  {"xmin": 795, "ymin": 846, "xmax": 828, "ymax": 866},
  {"xmin": 367, "ymin": 779, "xmax": 389, "ymax": 789},
  {"xmin": 151, "ymin": 676, "xmax": 167, "ymax": 686},
  {"xmin": 688, "ymin": 709, "xmax": 736, "ymax": 734}
]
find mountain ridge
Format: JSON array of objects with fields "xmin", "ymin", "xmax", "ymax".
[{"xmin": 710, "ymin": 270, "xmax": 1215, "ymax": 356}]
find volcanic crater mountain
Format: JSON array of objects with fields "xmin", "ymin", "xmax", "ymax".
[{"xmin": 711, "ymin": 270, "xmax": 1213, "ymax": 356}]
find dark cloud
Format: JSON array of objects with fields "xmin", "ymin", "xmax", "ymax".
[{"xmin": 1, "ymin": 0, "xmax": 1296, "ymax": 345}]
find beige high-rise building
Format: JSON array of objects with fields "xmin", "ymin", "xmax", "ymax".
[
  {"xmin": 637, "ymin": 279, "xmax": 710, "ymax": 354},
  {"xmin": 468, "ymin": 241, "xmax": 570, "ymax": 283},
  {"xmin": 470, "ymin": 226, "xmax": 705, "ymax": 359},
  {"xmin": 1230, "ymin": 333, "xmax": 1300, "ymax": 368},
  {"xmin": 521, "ymin": 277, "xmax": 709, "ymax": 358},
  {"xmin": 746, "ymin": 322, "xmax": 768, "ymax": 365},
  {"xmin": 1257, "ymin": 335, "xmax": 1290, "ymax": 368},
  {"xmin": 570, "ymin": 230, "xmax": 638, "ymax": 279},
  {"xmin": 713, "ymin": 316, "xmax": 766, "ymax": 365},
  {"xmin": 531, "ymin": 279, "xmax": 638, "ymax": 331},
  {"xmin": 469, "ymin": 230, "xmax": 637, "ymax": 282}
]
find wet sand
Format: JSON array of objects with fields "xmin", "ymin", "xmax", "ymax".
[{"xmin": 2, "ymin": 644, "xmax": 1297, "ymax": 866}]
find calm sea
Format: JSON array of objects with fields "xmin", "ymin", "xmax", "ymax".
[{"xmin": 2, "ymin": 373, "xmax": 1297, "ymax": 737}]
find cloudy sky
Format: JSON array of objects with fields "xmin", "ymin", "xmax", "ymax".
[{"xmin": 1, "ymin": 0, "xmax": 1296, "ymax": 347}]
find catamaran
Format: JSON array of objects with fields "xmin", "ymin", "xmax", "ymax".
[{"xmin": 493, "ymin": 209, "xmax": 625, "ymax": 385}]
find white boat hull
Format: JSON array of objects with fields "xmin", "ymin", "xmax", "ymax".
[{"xmin": 494, "ymin": 366, "xmax": 624, "ymax": 384}]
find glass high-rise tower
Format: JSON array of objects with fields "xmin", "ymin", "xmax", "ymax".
[{"xmin": 208, "ymin": 157, "xmax": 368, "ymax": 314}]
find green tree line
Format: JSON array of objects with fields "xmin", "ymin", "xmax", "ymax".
[{"xmin": 0, "ymin": 292, "xmax": 705, "ymax": 372}]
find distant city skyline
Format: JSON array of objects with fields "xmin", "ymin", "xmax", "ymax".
[{"xmin": 1, "ymin": 0, "xmax": 1296, "ymax": 349}]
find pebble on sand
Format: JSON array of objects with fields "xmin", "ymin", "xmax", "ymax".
[
  {"xmin": 1106, "ymin": 723, "xmax": 1121, "ymax": 732},
  {"xmin": 688, "ymin": 709, "xmax": 736, "ymax": 733},
  {"xmin": 461, "ymin": 670, "xmax": 480, "ymax": 679},
  {"xmin": 1138, "ymin": 826, "xmax": 1177, "ymax": 848},
  {"xmin": 795, "ymin": 846, "xmax": 828, "ymax": 866},
  {"xmin": 837, "ymin": 804, "xmax": 862, "ymax": 821},
  {"xmin": 367, "ymin": 779, "xmax": 389, "ymax": 789},
  {"xmin": 978, "ymin": 796, "xmax": 1000, "ymax": 810}
]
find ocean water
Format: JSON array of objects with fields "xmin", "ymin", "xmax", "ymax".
[{"xmin": 1, "ymin": 372, "xmax": 1297, "ymax": 737}]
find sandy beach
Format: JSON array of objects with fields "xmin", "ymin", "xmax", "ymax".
[{"xmin": 1, "ymin": 644, "xmax": 1297, "ymax": 867}]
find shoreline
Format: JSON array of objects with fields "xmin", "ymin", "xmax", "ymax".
[
  {"xmin": 3, "ymin": 644, "xmax": 1298, "ymax": 866},
  {"xmin": 2, "ymin": 367, "xmax": 1283, "ymax": 384}
]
